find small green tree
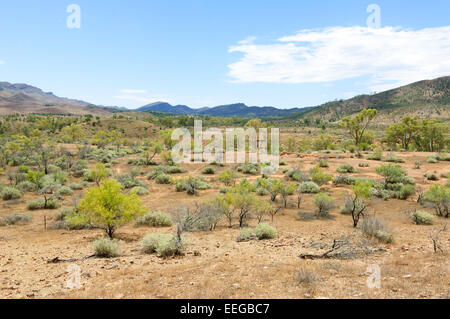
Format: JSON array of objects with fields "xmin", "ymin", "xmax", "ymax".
[
  {"xmin": 218, "ymin": 169, "xmax": 238, "ymax": 186},
  {"xmin": 143, "ymin": 140, "xmax": 162, "ymax": 164},
  {"xmin": 280, "ymin": 182, "xmax": 297, "ymax": 208},
  {"xmin": 423, "ymin": 184, "xmax": 450, "ymax": 218},
  {"xmin": 375, "ymin": 164, "xmax": 406, "ymax": 187},
  {"xmin": 313, "ymin": 193, "xmax": 335, "ymax": 217},
  {"xmin": 349, "ymin": 180, "xmax": 372, "ymax": 227},
  {"xmin": 340, "ymin": 108, "xmax": 377, "ymax": 146},
  {"xmin": 87, "ymin": 163, "xmax": 109, "ymax": 186},
  {"xmin": 73, "ymin": 179, "xmax": 146, "ymax": 238}
]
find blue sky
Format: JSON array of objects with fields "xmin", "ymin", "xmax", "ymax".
[{"xmin": 0, "ymin": 0, "xmax": 449, "ymax": 109}]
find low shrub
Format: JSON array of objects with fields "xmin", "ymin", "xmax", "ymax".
[
  {"xmin": 336, "ymin": 164, "xmax": 357, "ymax": 173},
  {"xmin": 425, "ymin": 172, "xmax": 439, "ymax": 181},
  {"xmin": 130, "ymin": 186, "xmax": 149, "ymax": 195},
  {"xmin": 201, "ymin": 167, "xmax": 216, "ymax": 174},
  {"xmin": 166, "ymin": 166, "xmax": 184, "ymax": 174},
  {"xmin": 298, "ymin": 181, "xmax": 320, "ymax": 193},
  {"xmin": 333, "ymin": 175, "xmax": 356, "ymax": 185},
  {"xmin": 427, "ymin": 155, "xmax": 438, "ymax": 163},
  {"xmin": 366, "ymin": 150, "xmax": 382, "ymax": 161},
  {"xmin": 27, "ymin": 198, "xmax": 60, "ymax": 210},
  {"xmin": 237, "ymin": 227, "xmax": 256, "ymax": 242},
  {"xmin": 17, "ymin": 181, "xmax": 37, "ymax": 192},
  {"xmin": 136, "ymin": 211, "xmax": 173, "ymax": 227},
  {"xmin": 396, "ymin": 184, "xmax": 416, "ymax": 200},
  {"xmin": 1, "ymin": 187, "xmax": 22, "ymax": 200},
  {"xmin": 311, "ymin": 167, "xmax": 332, "ymax": 186},
  {"xmin": 93, "ymin": 237, "xmax": 119, "ymax": 258},
  {"xmin": 57, "ymin": 186, "xmax": 73, "ymax": 196},
  {"xmin": 141, "ymin": 233, "xmax": 187, "ymax": 257},
  {"xmin": 69, "ymin": 182, "xmax": 85, "ymax": 190},
  {"xmin": 0, "ymin": 214, "xmax": 31, "ymax": 226},
  {"xmin": 340, "ymin": 197, "xmax": 364, "ymax": 215},
  {"xmin": 410, "ymin": 210, "xmax": 434, "ymax": 225},
  {"xmin": 54, "ymin": 207, "xmax": 75, "ymax": 221},
  {"xmin": 317, "ymin": 159, "xmax": 329, "ymax": 168},
  {"xmin": 313, "ymin": 193, "xmax": 335, "ymax": 217},
  {"xmin": 154, "ymin": 173, "xmax": 171, "ymax": 184},
  {"xmin": 384, "ymin": 154, "xmax": 405, "ymax": 163},
  {"xmin": 255, "ymin": 223, "xmax": 277, "ymax": 239},
  {"xmin": 360, "ymin": 216, "xmax": 393, "ymax": 243},
  {"xmin": 285, "ymin": 168, "xmax": 309, "ymax": 182},
  {"xmin": 237, "ymin": 163, "xmax": 260, "ymax": 175}
]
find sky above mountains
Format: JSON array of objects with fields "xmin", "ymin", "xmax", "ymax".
[{"xmin": 0, "ymin": 0, "xmax": 449, "ymax": 109}]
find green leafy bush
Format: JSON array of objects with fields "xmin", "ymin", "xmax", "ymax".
[
  {"xmin": 311, "ymin": 167, "xmax": 332, "ymax": 186},
  {"xmin": 317, "ymin": 159, "xmax": 329, "ymax": 168},
  {"xmin": 422, "ymin": 184, "xmax": 450, "ymax": 218}
]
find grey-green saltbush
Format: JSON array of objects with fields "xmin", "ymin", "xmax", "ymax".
[
  {"xmin": 1, "ymin": 187, "xmax": 22, "ymax": 200},
  {"xmin": 298, "ymin": 181, "xmax": 320, "ymax": 194},
  {"xmin": 255, "ymin": 223, "xmax": 277, "ymax": 240},
  {"xmin": 0, "ymin": 214, "xmax": 31, "ymax": 226},
  {"xmin": 237, "ymin": 228, "xmax": 256, "ymax": 242},
  {"xmin": 130, "ymin": 186, "xmax": 149, "ymax": 195},
  {"xmin": 360, "ymin": 216, "xmax": 393, "ymax": 244},
  {"xmin": 58, "ymin": 186, "xmax": 74, "ymax": 195},
  {"xmin": 336, "ymin": 164, "xmax": 357, "ymax": 173},
  {"xmin": 410, "ymin": 210, "xmax": 434, "ymax": 225},
  {"xmin": 69, "ymin": 182, "xmax": 85, "ymax": 190},
  {"xmin": 201, "ymin": 166, "xmax": 216, "ymax": 174},
  {"xmin": 93, "ymin": 237, "xmax": 120, "ymax": 258},
  {"xmin": 155, "ymin": 173, "xmax": 171, "ymax": 184},
  {"xmin": 27, "ymin": 198, "xmax": 60, "ymax": 210},
  {"xmin": 141, "ymin": 233, "xmax": 187, "ymax": 257},
  {"xmin": 136, "ymin": 211, "xmax": 172, "ymax": 227}
]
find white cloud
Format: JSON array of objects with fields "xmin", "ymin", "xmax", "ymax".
[
  {"xmin": 228, "ymin": 26, "xmax": 450, "ymax": 91},
  {"xmin": 120, "ymin": 89, "xmax": 148, "ymax": 94},
  {"xmin": 0, "ymin": 60, "xmax": 5, "ymax": 65}
]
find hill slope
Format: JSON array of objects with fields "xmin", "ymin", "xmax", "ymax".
[
  {"xmin": 289, "ymin": 76, "xmax": 450, "ymax": 123},
  {"xmin": 0, "ymin": 82, "xmax": 113, "ymax": 115}
]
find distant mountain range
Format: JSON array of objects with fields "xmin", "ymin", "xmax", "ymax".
[
  {"xmin": 0, "ymin": 76, "xmax": 449, "ymax": 122},
  {"xmin": 0, "ymin": 82, "xmax": 114, "ymax": 115},
  {"xmin": 136, "ymin": 102, "xmax": 307, "ymax": 118}
]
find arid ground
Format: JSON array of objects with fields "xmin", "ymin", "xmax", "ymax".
[{"xmin": 1, "ymin": 148, "xmax": 448, "ymax": 299}]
